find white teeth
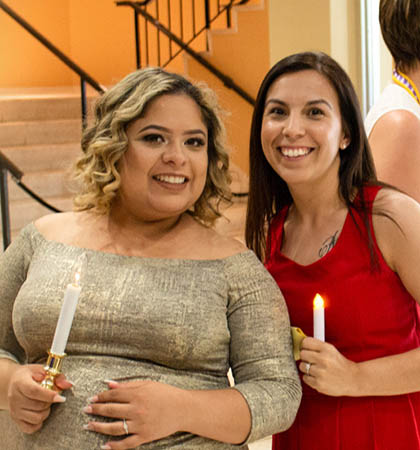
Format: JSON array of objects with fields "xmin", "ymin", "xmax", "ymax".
[
  {"xmin": 155, "ymin": 175, "xmax": 186, "ymax": 184},
  {"xmin": 281, "ymin": 147, "xmax": 311, "ymax": 157}
]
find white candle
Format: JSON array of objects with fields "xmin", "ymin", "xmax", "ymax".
[
  {"xmin": 313, "ymin": 293, "xmax": 325, "ymax": 341},
  {"xmin": 50, "ymin": 264, "xmax": 82, "ymax": 355}
]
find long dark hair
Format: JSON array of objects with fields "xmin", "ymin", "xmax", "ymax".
[{"xmin": 246, "ymin": 52, "xmax": 378, "ymax": 261}]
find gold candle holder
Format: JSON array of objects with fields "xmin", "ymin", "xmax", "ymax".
[{"xmin": 40, "ymin": 350, "xmax": 66, "ymax": 390}]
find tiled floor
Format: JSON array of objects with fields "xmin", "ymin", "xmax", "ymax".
[{"xmin": 249, "ymin": 436, "xmax": 271, "ymax": 450}]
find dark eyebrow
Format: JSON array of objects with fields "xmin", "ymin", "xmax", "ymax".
[
  {"xmin": 264, "ymin": 99, "xmax": 286, "ymax": 108},
  {"xmin": 307, "ymin": 99, "xmax": 333, "ymax": 110},
  {"xmin": 138, "ymin": 124, "xmax": 207, "ymax": 137},
  {"xmin": 264, "ymin": 98, "xmax": 333, "ymax": 110}
]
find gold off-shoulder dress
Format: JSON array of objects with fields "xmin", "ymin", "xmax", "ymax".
[{"xmin": 0, "ymin": 224, "xmax": 301, "ymax": 449}]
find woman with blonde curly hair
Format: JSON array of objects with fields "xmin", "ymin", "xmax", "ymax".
[{"xmin": 0, "ymin": 68, "xmax": 300, "ymax": 450}]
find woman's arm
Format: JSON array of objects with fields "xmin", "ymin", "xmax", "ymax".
[
  {"xmin": 0, "ymin": 359, "xmax": 19, "ymax": 409},
  {"xmin": 300, "ymin": 189, "xmax": 420, "ymax": 397},
  {"xmin": 369, "ymin": 110, "xmax": 420, "ymax": 202},
  {"xmin": 226, "ymin": 253, "xmax": 301, "ymax": 442},
  {"xmin": 0, "ymin": 225, "xmax": 72, "ymax": 431}
]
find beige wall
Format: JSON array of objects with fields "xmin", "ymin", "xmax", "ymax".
[
  {"xmin": 268, "ymin": 0, "xmax": 363, "ymax": 102},
  {"xmin": 268, "ymin": 0, "xmax": 331, "ymax": 64}
]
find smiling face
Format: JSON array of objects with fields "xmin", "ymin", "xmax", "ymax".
[
  {"xmin": 116, "ymin": 93, "xmax": 209, "ymax": 223},
  {"xmin": 261, "ymin": 69, "xmax": 349, "ymax": 190}
]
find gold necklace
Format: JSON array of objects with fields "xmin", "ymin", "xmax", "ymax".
[{"xmin": 392, "ymin": 69, "xmax": 420, "ymax": 105}]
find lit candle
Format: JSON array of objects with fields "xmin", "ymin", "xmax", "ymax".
[
  {"xmin": 313, "ymin": 293, "xmax": 325, "ymax": 341},
  {"xmin": 50, "ymin": 258, "xmax": 84, "ymax": 355}
]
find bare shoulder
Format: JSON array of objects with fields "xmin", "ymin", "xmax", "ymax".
[
  {"xmin": 187, "ymin": 219, "xmax": 248, "ymax": 259},
  {"xmin": 373, "ymin": 188, "xmax": 420, "ymax": 269},
  {"xmin": 34, "ymin": 211, "xmax": 98, "ymax": 243},
  {"xmin": 372, "ymin": 109, "xmax": 420, "ymax": 133},
  {"xmin": 373, "ymin": 188, "xmax": 420, "ymax": 225},
  {"xmin": 370, "ymin": 110, "xmax": 420, "ymax": 146},
  {"xmin": 35, "ymin": 212, "xmax": 76, "ymax": 238},
  {"xmin": 209, "ymin": 231, "xmax": 248, "ymax": 258}
]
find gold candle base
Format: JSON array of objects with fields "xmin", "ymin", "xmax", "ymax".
[{"xmin": 40, "ymin": 351, "xmax": 66, "ymax": 390}]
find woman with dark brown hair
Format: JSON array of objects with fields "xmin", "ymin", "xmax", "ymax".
[{"xmin": 247, "ymin": 51, "xmax": 420, "ymax": 449}]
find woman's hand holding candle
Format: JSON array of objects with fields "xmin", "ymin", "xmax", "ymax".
[
  {"xmin": 6, "ymin": 363, "xmax": 72, "ymax": 434},
  {"xmin": 298, "ymin": 337, "xmax": 360, "ymax": 397},
  {"xmin": 296, "ymin": 294, "xmax": 361, "ymax": 395},
  {"xmin": 41, "ymin": 255, "xmax": 86, "ymax": 390}
]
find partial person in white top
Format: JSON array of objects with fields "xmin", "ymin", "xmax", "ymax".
[{"xmin": 365, "ymin": 0, "xmax": 420, "ymax": 201}]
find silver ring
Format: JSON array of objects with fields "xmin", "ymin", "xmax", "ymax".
[
  {"xmin": 122, "ymin": 418, "xmax": 129, "ymax": 435},
  {"xmin": 305, "ymin": 362, "xmax": 311, "ymax": 376}
]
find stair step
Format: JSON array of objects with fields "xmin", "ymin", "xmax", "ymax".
[
  {"xmin": 7, "ymin": 170, "xmax": 73, "ymax": 201},
  {"xmin": 0, "ymin": 97, "xmax": 82, "ymax": 122},
  {"xmin": 1, "ymin": 143, "xmax": 82, "ymax": 173},
  {"xmin": 2, "ymin": 196, "xmax": 73, "ymax": 234},
  {"xmin": 0, "ymin": 119, "xmax": 82, "ymax": 147},
  {"xmin": 0, "ymin": 87, "xmax": 100, "ymax": 122}
]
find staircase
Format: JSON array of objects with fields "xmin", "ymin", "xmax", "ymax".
[
  {"xmin": 0, "ymin": 87, "xmax": 97, "ymax": 241},
  {"xmin": 0, "ymin": 0, "xmax": 268, "ymax": 244}
]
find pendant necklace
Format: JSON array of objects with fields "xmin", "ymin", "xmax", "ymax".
[{"xmin": 392, "ymin": 69, "xmax": 420, "ymax": 106}]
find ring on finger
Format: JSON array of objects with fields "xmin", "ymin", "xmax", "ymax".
[
  {"xmin": 122, "ymin": 418, "xmax": 129, "ymax": 435},
  {"xmin": 305, "ymin": 362, "xmax": 311, "ymax": 376}
]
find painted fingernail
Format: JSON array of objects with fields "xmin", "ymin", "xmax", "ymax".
[
  {"xmin": 83, "ymin": 423, "xmax": 93, "ymax": 431},
  {"xmin": 100, "ymin": 445, "xmax": 112, "ymax": 449},
  {"xmin": 66, "ymin": 379, "xmax": 76, "ymax": 386},
  {"xmin": 53, "ymin": 395, "xmax": 66, "ymax": 403},
  {"xmin": 83, "ymin": 405, "xmax": 92, "ymax": 414},
  {"xmin": 87, "ymin": 395, "xmax": 98, "ymax": 403},
  {"xmin": 103, "ymin": 379, "xmax": 116, "ymax": 384}
]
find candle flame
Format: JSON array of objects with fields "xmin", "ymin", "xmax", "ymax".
[
  {"xmin": 313, "ymin": 293, "xmax": 325, "ymax": 310},
  {"xmin": 74, "ymin": 269, "xmax": 81, "ymax": 287},
  {"xmin": 72, "ymin": 253, "xmax": 87, "ymax": 287}
]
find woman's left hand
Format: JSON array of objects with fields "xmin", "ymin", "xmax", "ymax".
[
  {"xmin": 83, "ymin": 380, "xmax": 185, "ymax": 449},
  {"xmin": 299, "ymin": 337, "xmax": 360, "ymax": 397}
]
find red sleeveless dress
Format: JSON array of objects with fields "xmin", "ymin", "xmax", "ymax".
[{"xmin": 266, "ymin": 186, "xmax": 420, "ymax": 449}]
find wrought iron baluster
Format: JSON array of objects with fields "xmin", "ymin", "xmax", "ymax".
[
  {"xmin": 0, "ymin": 169, "xmax": 11, "ymax": 250},
  {"xmin": 156, "ymin": 0, "xmax": 161, "ymax": 65},
  {"xmin": 204, "ymin": 0, "xmax": 210, "ymax": 29},
  {"xmin": 180, "ymin": 0, "xmax": 184, "ymax": 42},
  {"xmin": 226, "ymin": 1, "xmax": 232, "ymax": 28},
  {"xmin": 192, "ymin": 0, "xmax": 196, "ymax": 37},
  {"xmin": 168, "ymin": 0, "xmax": 172, "ymax": 59},
  {"xmin": 145, "ymin": 13, "xmax": 149, "ymax": 65},
  {"xmin": 134, "ymin": 11, "xmax": 141, "ymax": 68},
  {"xmin": 80, "ymin": 78, "xmax": 87, "ymax": 130}
]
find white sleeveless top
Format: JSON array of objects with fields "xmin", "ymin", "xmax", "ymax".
[{"xmin": 365, "ymin": 83, "xmax": 420, "ymax": 137}]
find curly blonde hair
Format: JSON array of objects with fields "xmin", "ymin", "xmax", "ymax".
[{"xmin": 73, "ymin": 67, "xmax": 231, "ymax": 225}]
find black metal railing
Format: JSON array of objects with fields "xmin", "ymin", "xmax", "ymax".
[
  {"xmin": 0, "ymin": 151, "xmax": 61, "ymax": 249},
  {"xmin": 0, "ymin": 0, "xmax": 106, "ymax": 128},
  {"xmin": 116, "ymin": 0, "xmax": 255, "ymax": 105},
  {"xmin": 0, "ymin": 1, "xmax": 104, "ymax": 248}
]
